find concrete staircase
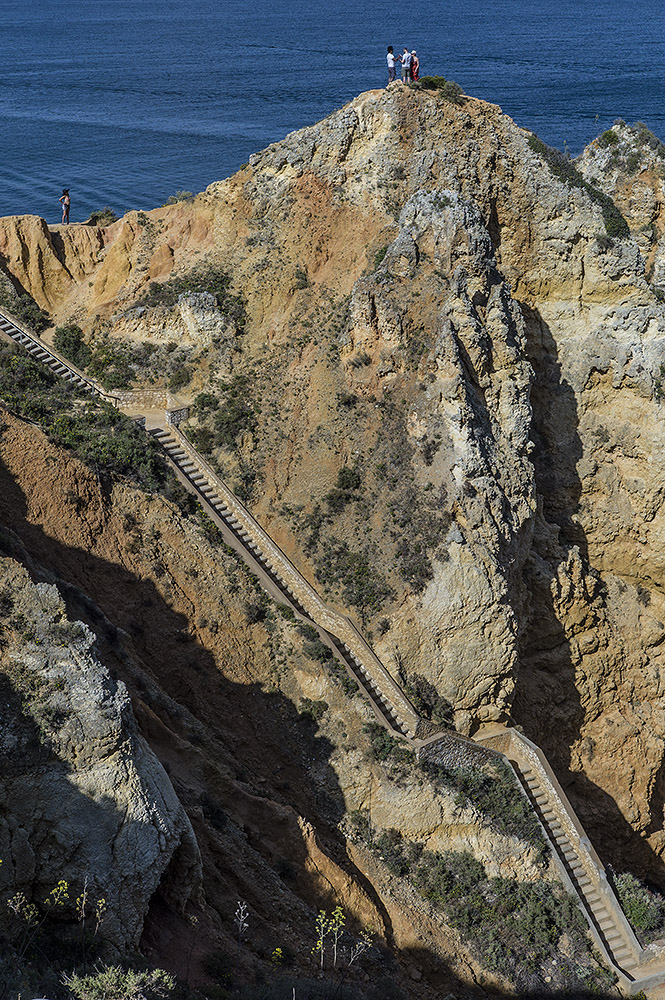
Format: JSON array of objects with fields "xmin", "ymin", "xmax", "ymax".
[
  {"xmin": 0, "ymin": 313, "xmax": 99, "ymax": 394},
  {"xmin": 150, "ymin": 424, "xmax": 421, "ymax": 738},
  {"xmin": 473, "ymin": 727, "xmax": 665, "ymax": 994},
  {"xmin": 3, "ymin": 306, "xmax": 665, "ymax": 994}
]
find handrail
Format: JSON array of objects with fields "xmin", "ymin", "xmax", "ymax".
[
  {"xmin": 4, "ymin": 304, "xmax": 665, "ymax": 992},
  {"xmin": 166, "ymin": 423, "xmax": 421, "ymax": 734}
]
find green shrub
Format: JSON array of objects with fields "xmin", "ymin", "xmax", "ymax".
[
  {"xmin": 598, "ymin": 129, "xmax": 619, "ymax": 147},
  {"xmin": 87, "ymin": 207, "xmax": 118, "ymax": 226},
  {"xmin": 0, "ymin": 344, "xmax": 197, "ymax": 515},
  {"xmin": 299, "ymin": 697, "xmax": 328, "ymax": 722},
  {"xmin": 316, "ymin": 540, "xmax": 393, "ymax": 617},
  {"xmin": 635, "ymin": 121, "xmax": 665, "ymax": 158},
  {"xmin": 163, "ymin": 190, "xmax": 195, "ymax": 205},
  {"xmin": 614, "ymin": 872, "xmax": 665, "ymax": 940},
  {"xmin": 421, "ymin": 757, "xmax": 547, "ymax": 855},
  {"xmin": 0, "ymin": 281, "xmax": 50, "ymax": 333},
  {"xmin": 336, "ymin": 466, "xmax": 361, "ymax": 490},
  {"xmin": 54, "ymin": 324, "xmax": 91, "ymax": 368},
  {"xmin": 63, "ymin": 965, "xmax": 175, "ymax": 1000},
  {"xmin": 363, "ymin": 720, "xmax": 403, "ymax": 761},
  {"xmin": 416, "ymin": 76, "xmax": 464, "ymax": 104},
  {"xmin": 357, "ymin": 823, "xmax": 595, "ymax": 991},
  {"xmin": 86, "ymin": 339, "xmax": 136, "ymax": 389},
  {"xmin": 373, "ymin": 827, "xmax": 423, "ymax": 875},
  {"xmin": 528, "ymin": 133, "xmax": 629, "ymax": 238},
  {"xmin": 188, "ymin": 426, "xmax": 215, "ymax": 453},
  {"xmin": 194, "ymin": 391, "xmax": 220, "ymax": 412},
  {"xmin": 49, "ymin": 406, "xmax": 169, "ymax": 489},
  {"xmin": 374, "ymin": 246, "xmax": 388, "ymax": 268},
  {"xmin": 626, "ymin": 151, "xmax": 642, "ymax": 174},
  {"xmin": 167, "ymin": 364, "xmax": 192, "ymax": 392},
  {"xmin": 137, "ymin": 266, "xmax": 246, "ymax": 330},
  {"xmin": 213, "ymin": 375, "xmax": 257, "ymax": 449}
]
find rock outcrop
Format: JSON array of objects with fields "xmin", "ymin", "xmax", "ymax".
[
  {"xmin": 4, "ymin": 82, "xmax": 665, "ymax": 989},
  {"xmin": 0, "ymin": 539, "xmax": 202, "ymax": 950}
]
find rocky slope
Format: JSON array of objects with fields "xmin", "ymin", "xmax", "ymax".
[
  {"xmin": 0, "ymin": 537, "xmax": 201, "ymax": 951},
  {"xmin": 0, "ymin": 409, "xmax": 565, "ymax": 998},
  {"xmin": 2, "ymin": 81, "xmax": 665, "ymax": 992}
]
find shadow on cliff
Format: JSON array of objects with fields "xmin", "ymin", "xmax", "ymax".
[
  {"xmin": 0, "ymin": 671, "xmax": 129, "ymax": 963},
  {"xmin": 512, "ymin": 305, "xmax": 665, "ymax": 885},
  {"xmin": 244, "ymin": 944, "xmax": 622, "ymax": 1000},
  {"xmin": 0, "ymin": 454, "xmax": 626, "ymax": 1000},
  {"xmin": 0, "ymin": 453, "xmax": 403, "ymax": 977}
]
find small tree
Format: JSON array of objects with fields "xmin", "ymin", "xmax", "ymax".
[
  {"xmin": 347, "ymin": 928, "xmax": 373, "ymax": 966},
  {"xmin": 54, "ymin": 324, "xmax": 91, "ymax": 369},
  {"xmin": 234, "ymin": 900, "xmax": 249, "ymax": 954},
  {"xmin": 329, "ymin": 906, "xmax": 345, "ymax": 967},
  {"xmin": 312, "ymin": 909, "xmax": 331, "ymax": 971}
]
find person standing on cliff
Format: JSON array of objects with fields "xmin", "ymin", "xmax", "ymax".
[
  {"xmin": 411, "ymin": 50, "xmax": 420, "ymax": 81},
  {"xmin": 387, "ymin": 45, "xmax": 396, "ymax": 84},
  {"xmin": 399, "ymin": 48, "xmax": 412, "ymax": 83},
  {"xmin": 59, "ymin": 188, "xmax": 70, "ymax": 224}
]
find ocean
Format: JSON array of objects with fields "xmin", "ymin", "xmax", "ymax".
[{"xmin": 1, "ymin": 0, "xmax": 664, "ymax": 223}]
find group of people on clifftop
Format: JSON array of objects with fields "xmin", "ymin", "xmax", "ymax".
[{"xmin": 386, "ymin": 46, "xmax": 420, "ymax": 85}]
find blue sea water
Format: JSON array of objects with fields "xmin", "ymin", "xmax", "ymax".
[{"xmin": 1, "ymin": 0, "xmax": 664, "ymax": 223}]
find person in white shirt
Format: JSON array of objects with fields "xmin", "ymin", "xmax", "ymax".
[
  {"xmin": 400, "ymin": 47, "xmax": 412, "ymax": 83},
  {"xmin": 387, "ymin": 46, "xmax": 396, "ymax": 84}
]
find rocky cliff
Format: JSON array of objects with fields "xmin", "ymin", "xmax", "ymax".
[{"xmin": 2, "ymin": 81, "xmax": 665, "ymax": 994}]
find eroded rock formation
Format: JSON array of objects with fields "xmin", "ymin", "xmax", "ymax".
[{"xmin": 3, "ymin": 82, "xmax": 665, "ymax": 991}]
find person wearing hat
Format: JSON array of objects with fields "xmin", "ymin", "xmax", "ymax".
[
  {"xmin": 411, "ymin": 50, "xmax": 420, "ymax": 81},
  {"xmin": 59, "ymin": 188, "xmax": 71, "ymax": 224}
]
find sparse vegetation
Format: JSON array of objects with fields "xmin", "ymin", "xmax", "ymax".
[
  {"xmin": 614, "ymin": 872, "xmax": 665, "ymax": 943},
  {"xmin": 163, "ymin": 190, "xmax": 195, "ymax": 205},
  {"xmin": 529, "ymin": 133, "xmax": 630, "ymax": 238},
  {"xmin": 316, "ymin": 540, "xmax": 393, "ymax": 619},
  {"xmin": 420, "ymin": 757, "xmax": 548, "ymax": 855},
  {"xmin": 87, "ymin": 207, "xmax": 118, "ymax": 227},
  {"xmin": 54, "ymin": 324, "xmax": 92, "ymax": 369},
  {"xmin": 86, "ymin": 338, "xmax": 137, "ymax": 389},
  {"xmin": 299, "ymin": 697, "xmax": 329, "ymax": 722},
  {"xmin": 363, "ymin": 721, "xmax": 412, "ymax": 764},
  {"xmin": 136, "ymin": 265, "xmax": 247, "ymax": 330},
  {"xmin": 212, "ymin": 374, "xmax": 258, "ymax": 449},
  {"xmin": 0, "ymin": 342, "xmax": 194, "ymax": 511},
  {"xmin": 0, "ymin": 280, "xmax": 49, "ymax": 333},
  {"xmin": 348, "ymin": 820, "xmax": 612, "ymax": 993},
  {"xmin": 415, "ymin": 76, "xmax": 465, "ymax": 104},
  {"xmin": 167, "ymin": 364, "xmax": 192, "ymax": 392}
]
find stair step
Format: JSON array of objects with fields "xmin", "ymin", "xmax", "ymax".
[
  {"xmin": 614, "ymin": 956, "xmax": 634, "ymax": 969},
  {"xmin": 612, "ymin": 945, "xmax": 632, "ymax": 958}
]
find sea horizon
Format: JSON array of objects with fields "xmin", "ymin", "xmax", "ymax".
[{"xmin": 2, "ymin": 0, "xmax": 664, "ymax": 224}]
